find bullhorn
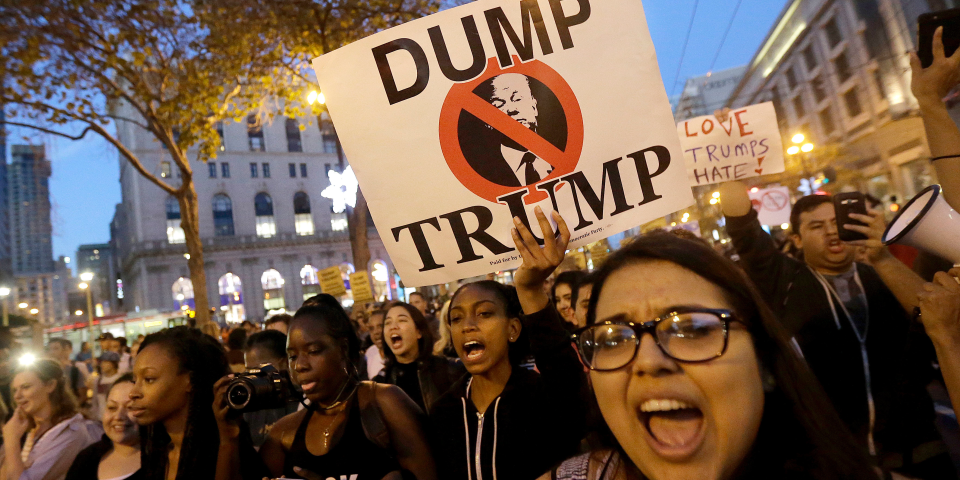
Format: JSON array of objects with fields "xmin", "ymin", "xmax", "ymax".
[{"xmin": 882, "ymin": 185, "xmax": 960, "ymax": 266}]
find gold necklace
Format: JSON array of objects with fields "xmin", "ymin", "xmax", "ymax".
[{"xmin": 318, "ymin": 382, "xmax": 359, "ymax": 451}]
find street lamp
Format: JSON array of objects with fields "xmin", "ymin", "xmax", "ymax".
[
  {"xmin": 79, "ymin": 275, "xmax": 95, "ymax": 343},
  {"xmin": 0, "ymin": 287, "xmax": 9, "ymax": 327},
  {"xmin": 307, "ymin": 90, "xmax": 325, "ymax": 105},
  {"xmin": 787, "ymin": 132, "xmax": 816, "ymax": 177}
]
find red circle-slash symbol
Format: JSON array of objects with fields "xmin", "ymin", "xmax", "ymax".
[
  {"xmin": 439, "ymin": 57, "xmax": 584, "ymax": 204},
  {"xmin": 761, "ymin": 190, "xmax": 789, "ymax": 211}
]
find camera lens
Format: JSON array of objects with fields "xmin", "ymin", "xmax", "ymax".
[{"xmin": 226, "ymin": 382, "xmax": 252, "ymax": 409}]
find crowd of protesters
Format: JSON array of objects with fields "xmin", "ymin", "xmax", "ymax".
[{"xmin": 0, "ymin": 30, "xmax": 959, "ymax": 480}]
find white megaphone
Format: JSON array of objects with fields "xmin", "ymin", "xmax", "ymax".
[{"xmin": 882, "ymin": 185, "xmax": 960, "ymax": 266}]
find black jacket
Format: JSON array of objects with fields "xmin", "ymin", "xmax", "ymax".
[
  {"xmin": 378, "ymin": 355, "xmax": 465, "ymax": 413},
  {"xmin": 427, "ymin": 305, "xmax": 587, "ymax": 480},
  {"xmin": 726, "ymin": 208, "xmax": 940, "ymax": 461},
  {"xmin": 66, "ymin": 434, "xmax": 144, "ymax": 480}
]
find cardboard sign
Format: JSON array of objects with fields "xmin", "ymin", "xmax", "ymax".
[
  {"xmin": 349, "ymin": 271, "xmax": 375, "ymax": 304},
  {"xmin": 313, "ymin": 0, "xmax": 694, "ymax": 286},
  {"xmin": 678, "ymin": 102, "xmax": 784, "ymax": 186},
  {"xmin": 749, "ymin": 186, "xmax": 792, "ymax": 227},
  {"xmin": 319, "ymin": 266, "xmax": 347, "ymax": 297}
]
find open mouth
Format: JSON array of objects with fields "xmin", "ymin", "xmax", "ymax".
[
  {"xmin": 390, "ymin": 334, "xmax": 403, "ymax": 350},
  {"xmin": 462, "ymin": 340, "xmax": 486, "ymax": 362},
  {"xmin": 827, "ymin": 238, "xmax": 845, "ymax": 254},
  {"xmin": 638, "ymin": 399, "xmax": 705, "ymax": 455}
]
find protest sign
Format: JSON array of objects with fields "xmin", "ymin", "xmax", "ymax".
[
  {"xmin": 748, "ymin": 186, "xmax": 792, "ymax": 227},
  {"xmin": 349, "ymin": 271, "xmax": 375, "ymax": 304},
  {"xmin": 678, "ymin": 102, "xmax": 784, "ymax": 186},
  {"xmin": 313, "ymin": 0, "xmax": 694, "ymax": 286},
  {"xmin": 319, "ymin": 266, "xmax": 347, "ymax": 297}
]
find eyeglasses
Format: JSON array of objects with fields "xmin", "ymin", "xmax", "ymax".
[{"xmin": 571, "ymin": 308, "xmax": 739, "ymax": 371}]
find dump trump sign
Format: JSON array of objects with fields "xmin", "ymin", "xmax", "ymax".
[{"xmin": 313, "ymin": 0, "xmax": 694, "ymax": 286}]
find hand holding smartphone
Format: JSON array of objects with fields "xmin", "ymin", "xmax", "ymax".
[
  {"xmin": 918, "ymin": 8, "xmax": 960, "ymax": 68},
  {"xmin": 834, "ymin": 192, "xmax": 868, "ymax": 242}
]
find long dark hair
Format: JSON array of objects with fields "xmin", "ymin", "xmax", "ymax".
[
  {"xmin": 137, "ymin": 326, "xmax": 229, "ymax": 480},
  {"xmin": 448, "ymin": 281, "xmax": 530, "ymax": 367},
  {"xmin": 296, "ymin": 294, "xmax": 362, "ymax": 368},
  {"xmin": 381, "ymin": 301, "xmax": 435, "ymax": 368},
  {"xmin": 586, "ymin": 233, "xmax": 877, "ymax": 479}
]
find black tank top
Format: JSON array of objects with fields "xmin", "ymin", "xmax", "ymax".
[{"xmin": 283, "ymin": 399, "xmax": 400, "ymax": 479}]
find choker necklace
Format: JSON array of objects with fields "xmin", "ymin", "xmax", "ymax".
[{"xmin": 315, "ymin": 377, "xmax": 359, "ymax": 411}]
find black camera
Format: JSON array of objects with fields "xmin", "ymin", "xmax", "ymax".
[{"xmin": 225, "ymin": 364, "xmax": 294, "ymax": 412}]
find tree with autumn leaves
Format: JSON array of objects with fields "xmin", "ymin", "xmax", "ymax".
[{"xmin": 0, "ymin": 0, "xmax": 438, "ymax": 326}]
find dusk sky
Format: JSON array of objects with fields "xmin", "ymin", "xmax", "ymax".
[{"xmin": 8, "ymin": 0, "xmax": 789, "ymax": 267}]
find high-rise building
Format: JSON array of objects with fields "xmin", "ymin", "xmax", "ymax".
[
  {"xmin": 0, "ymin": 109, "xmax": 10, "ymax": 284},
  {"xmin": 9, "ymin": 145, "xmax": 53, "ymax": 274},
  {"xmin": 674, "ymin": 66, "xmax": 748, "ymax": 122},
  {"xmin": 726, "ymin": 0, "xmax": 954, "ymax": 203},
  {"xmin": 112, "ymin": 108, "xmax": 395, "ymax": 322},
  {"xmin": 76, "ymin": 243, "xmax": 115, "ymax": 315}
]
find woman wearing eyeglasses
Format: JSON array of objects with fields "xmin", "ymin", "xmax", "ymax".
[{"xmin": 520, "ymin": 226, "xmax": 881, "ymax": 479}]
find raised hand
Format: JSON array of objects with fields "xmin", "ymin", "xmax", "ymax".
[
  {"xmin": 911, "ymin": 26, "xmax": 960, "ymax": 105},
  {"xmin": 511, "ymin": 206, "xmax": 571, "ymax": 313},
  {"xmin": 843, "ymin": 205, "xmax": 888, "ymax": 264},
  {"xmin": 213, "ymin": 374, "xmax": 241, "ymax": 440}
]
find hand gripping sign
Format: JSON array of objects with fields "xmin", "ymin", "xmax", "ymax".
[
  {"xmin": 677, "ymin": 102, "xmax": 785, "ymax": 186},
  {"xmin": 312, "ymin": 0, "xmax": 694, "ymax": 286}
]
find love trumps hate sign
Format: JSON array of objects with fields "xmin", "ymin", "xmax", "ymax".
[
  {"xmin": 312, "ymin": 0, "xmax": 694, "ymax": 286},
  {"xmin": 677, "ymin": 102, "xmax": 785, "ymax": 186}
]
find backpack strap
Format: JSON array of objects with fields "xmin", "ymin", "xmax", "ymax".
[{"xmin": 358, "ymin": 381, "xmax": 392, "ymax": 451}]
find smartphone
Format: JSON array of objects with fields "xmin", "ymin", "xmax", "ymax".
[
  {"xmin": 834, "ymin": 192, "xmax": 868, "ymax": 242},
  {"xmin": 918, "ymin": 8, "xmax": 960, "ymax": 68}
]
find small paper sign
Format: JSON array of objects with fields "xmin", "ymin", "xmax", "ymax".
[
  {"xmin": 319, "ymin": 266, "xmax": 347, "ymax": 297},
  {"xmin": 349, "ymin": 271, "xmax": 375, "ymax": 304},
  {"xmin": 678, "ymin": 102, "xmax": 784, "ymax": 186},
  {"xmin": 749, "ymin": 186, "xmax": 792, "ymax": 227}
]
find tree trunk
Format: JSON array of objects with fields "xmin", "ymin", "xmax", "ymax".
[
  {"xmin": 178, "ymin": 182, "xmax": 212, "ymax": 328},
  {"xmin": 348, "ymin": 188, "xmax": 370, "ymax": 273}
]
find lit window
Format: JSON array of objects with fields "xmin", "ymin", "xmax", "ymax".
[
  {"xmin": 255, "ymin": 193, "xmax": 276, "ymax": 238},
  {"xmin": 294, "ymin": 192, "xmax": 314, "ymax": 236},
  {"xmin": 300, "ymin": 265, "xmax": 321, "ymax": 300},
  {"xmin": 165, "ymin": 197, "xmax": 185, "ymax": 244},
  {"xmin": 261, "ymin": 269, "xmax": 286, "ymax": 311},
  {"xmin": 331, "ymin": 212, "xmax": 348, "ymax": 231}
]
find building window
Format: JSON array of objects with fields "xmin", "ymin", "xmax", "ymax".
[
  {"xmin": 834, "ymin": 51, "xmax": 852, "ymax": 83},
  {"xmin": 322, "ymin": 135, "xmax": 338, "ymax": 154},
  {"xmin": 294, "ymin": 192, "xmax": 314, "ymax": 236},
  {"xmin": 802, "ymin": 46, "xmax": 817, "ymax": 72},
  {"xmin": 250, "ymin": 163, "xmax": 258, "ymax": 178},
  {"xmin": 286, "ymin": 118, "xmax": 303, "ymax": 152},
  {"xmin": 263, "ymin": 163, "xmax": 271, "ymax": 178},
  {"xmin": 160, "ymin": 161, "xmax": 171, "ymax": 178},
  {"xmin": 212, "ymin": 194, "xmax": 235, "ymax": 236},
  {"xmin": 247, "ymin": 114, "xmax": 265, "ymax": 152},
  {"xmin": 300, "ymin": 265, "xmax": 321, "ymax": 300},
  {"xmin": 289, "ymin": 163, "xmax": 297, "ymax": 178},
  {"xmin": 254, "ymin": 193, "xmax": 276, "ymax": 238},
  {"xmin": 261, "ymin": 269, "xmax": 286, "ymax": 312},
  {"xmin": 812, "ymin": 77, "xmax": 827, "ymax": 103},
  {"xmin": 218, "ymin": 273, "xmax": 245, "ymax": 323},
  {"xmin": 785, "ymin": 67, "xmax": 798, "ymax": 90},
  {"xmin": 216, "ymin": 121, "xmax": 226, "ymax": 151},
  {"xmin": 172, "ymin": 277, "xmax": 194, "ymax": 312},
  {"xmin": 165, "ymin": 197, "xmax": 185, "ymax": 244},
  {"xmin": 208, "ymin": 162, "xmax": 217, "ymax": 179},
  {"xmin": 221, "ymin": 163, "xmax": 230, "ymax": 178},
  {"xmin": 844, "ymin": 87, "xmax": 863, "ymax": 117},
  {"xmin": 793, "ymin": 96, "xmax": 806, "ymax": 119},
  {"xmin": 819, "ymin": 108, "xmax": 835, "ymax": 134},
  {"xmin": 300, "ymin": 163, "xmax": 307, "ymax": 178},
  {"xmin": 824, "ymin": 18, "xmax": 842, "ymax": 48}
]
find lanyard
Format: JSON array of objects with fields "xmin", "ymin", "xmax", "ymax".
[{"xmin": 810, "ymin": 264, "xmax": 876, "ymax": 456}]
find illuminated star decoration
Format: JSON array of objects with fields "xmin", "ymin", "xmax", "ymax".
[{"xmin": 321, "ymin": 165, "xmax": 359, "ymax": 214}]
